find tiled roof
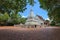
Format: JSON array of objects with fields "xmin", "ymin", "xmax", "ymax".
[{"xmin": 37, "ymin": 15, "xmax": 45, "ymax": 21}]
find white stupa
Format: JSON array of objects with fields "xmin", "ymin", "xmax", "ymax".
[{"xmin": 25, "ymin": 9, "xmax": 45, "ymax": 27}]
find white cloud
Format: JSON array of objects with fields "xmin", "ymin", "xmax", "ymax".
[
  {"xmin": 46, "ymin": 18, "xmax": 50, "ymax": 20},
  {"xmin": 22, "ymin": 16, "xmax": 27, "ymax": 18}
]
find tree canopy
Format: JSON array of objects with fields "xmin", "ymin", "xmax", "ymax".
[
  {"xmin": 0, "ymin": 0, "xmax": 35, "ymax": 26},
  {"xmin": 39, "ymin": 0, "xmax": 60, "ymax": 25},
  {"xmin": 39, "ymin": 0, "xmax": 60, "ymax": 11},
  {"xmin": 0, "ymin": 0, "xmax": 27, "ymax": 14},
  {"xmin": 0, "ymin": 0, "xmax": 35, "ymax": 14},
  {"xmin": 0, "ymin": 12, "xmax": 10, "ymax": 25}
]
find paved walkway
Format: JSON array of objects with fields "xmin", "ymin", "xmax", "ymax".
[{"xmin": 0, "ymin": 27, "xmax": 60, "ymax": 40}]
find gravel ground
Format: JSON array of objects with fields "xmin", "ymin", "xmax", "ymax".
[{"xmin": 0, "ymin": 27, "xmax": 60, "ymax": 40}]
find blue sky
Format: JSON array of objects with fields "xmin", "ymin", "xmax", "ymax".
[{"xmin": 20, "ymin": 0, "xmax": 49, "ymax": 20}]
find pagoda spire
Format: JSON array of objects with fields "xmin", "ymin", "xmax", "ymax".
[{"xmin": 28, "ymin": 9, "xmax": 35, "ymax": 18}]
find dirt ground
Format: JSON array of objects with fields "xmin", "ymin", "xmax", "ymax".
[{"xmin": 0, "ymin": 26, "xmax": 60, "ymax": 40}]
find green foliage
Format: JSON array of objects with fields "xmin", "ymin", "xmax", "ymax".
[
  {"xmin": 28, "ymin": 0, "xmax": 35, "ymax": 6},
  {"xmin": 50, "ymin": 21, "xmax": 55, "ymax": 26},
  {"xmin": 39, "ymin": 0, "xmax": 60, "ymax": 25},
  {"xmin": 0, "ymin": 9, "xmax": 27, "ymax": 26},
  {"xmin": 0, "ymin": 12, "xmax": 9, "ymax": 25},
  {"xmin": 8, "ymin": 13, "xmax": 21, "ymax": 25},
  {"xmin": 0, "ymin": 0, "xmax": 35, "ymax": 14},
  {"xmin": 0, "ymin": 0, "xmax": 35, "ymax": 26},
  {"xmin": 7, "ymin": 12, "xmax": 26, "ymax": 25},
  {"xmin": 48, "ymin": 6, "xmax": 60, "ymax": 23},
  {"xmin": 0, "ymin": 0, "xmax": 27, "ymax": 13},
  {"xmin": 0, "ymin": 12, "xmax": 9, "ymax": 22},
  {"xmin": 3, "ymin": 12, "xmax": 10, "ymax": 21},
  {"xmin": 20, "ymin": 17, "xmax": 26, "ymax": 24},
  {"xmin": 39, "ymin": 0, "xmax": 60, "ymax": 10}
]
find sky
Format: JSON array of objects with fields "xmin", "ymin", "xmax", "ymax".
[{"xmin": 20, "ymin": 0, "xmax": 49, "ymax": 20}]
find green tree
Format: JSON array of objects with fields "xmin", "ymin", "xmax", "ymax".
[
  {"xmin": 0, "ymin": 0, "xmax": 35, "ymax": 14},
  {"xmin": 0, "ymin": 12, "xmax": 9, "ymax": 25},
  {"xmin": 20, "ymin": 17, "xmax": 26, "ymax": 24},
  {"xmin": 8, "ymin": 12, "xmax": 26, "ymax": 25},
  {"xmin": 39, "ymin": 0, "xmax": 60, "ymax": 10},
  {"xmin": 0, "ymin": 0, "xmax": 35, "ymax": 25},
  {"xmin": 0, "ymin": 0, "xmax": 27, "ymax": 14},
  {"xmin": 50, "ymin": 21, "xmax": 55, "ymax": 26},
  {"xmin": 48, "ymin": 6, "xmax": 60, "ymax": 23},
  {"xmin": 28, "ymin": 0, "xmax": 35, "ymax": 6},
  {"xmin": 8, "ymin": 13, "xmax": 21, "ymax": 25},
  {"xmin": 39, "ymin": 0, "xmax": 60, "ymax": 24}
]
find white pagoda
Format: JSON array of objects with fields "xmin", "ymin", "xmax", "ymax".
[{"xmin": 25, "ymin": 9, "xmax": 45, "ymax": 28}]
